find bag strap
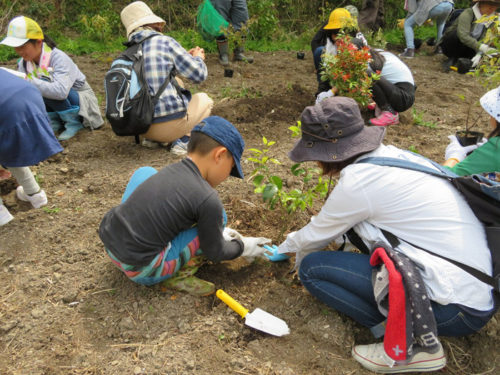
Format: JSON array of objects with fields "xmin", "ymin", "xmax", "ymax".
[
  {"xmin": 357, "ymin": 155, "xmax": 459, "ymax": 180},
  {"xmin": 381, "ymin": 229, "xmax": 499, "ymax": 293},
  {"xmin": 356, "ymin": 156, "xmax": 499, "ymax": 292},
  {"xmin": 125, "ymin": 34, "xmax": 182, "ymax": 104},
  {"xmin": 126, "ymin": 34, "xmax": 185, "ymax": 144}
]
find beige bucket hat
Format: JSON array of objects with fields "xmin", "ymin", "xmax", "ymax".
[{"xmin": 121, "ymin": 1, "xmax": 166, "ymax": 38}]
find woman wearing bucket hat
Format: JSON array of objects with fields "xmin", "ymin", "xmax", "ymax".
[
  {"xmin": 439, "ymin": 0, "xmax": 499, "ymax": 72},
  {"xmin": 311, "ymin": 7, "xmax": 368, "ymax": 96},
  {"xmin": 273, "ymin": 96, "xmax": 496, "ymax": 373},
  {"xmin": 0, "ymin": 16, "xmax": 103, "ymax": 141},
  {"xmin": 443, "ymin": 85, "xmax": 500, "ymax": 175},
  {"xmin": 120, "ymin": 1, "xmax": 213, "ymax": 155}
]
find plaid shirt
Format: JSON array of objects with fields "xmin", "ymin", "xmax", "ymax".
[{"xmin": 129, "ymin": 30, "xmax": 208, "ymax": 119}]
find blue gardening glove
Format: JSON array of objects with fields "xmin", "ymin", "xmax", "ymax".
[{"xmin": 263, "ymin": 244, "xmax": 290, "ymax": 262}]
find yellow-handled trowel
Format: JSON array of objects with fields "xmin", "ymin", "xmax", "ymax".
[{"xmin": 216, "ymin": 289, "xmax": 290, "ymax": 337}]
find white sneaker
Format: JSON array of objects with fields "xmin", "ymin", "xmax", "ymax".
[
  {"xmin": 352, "ymin": 342, "xmax": 446, "ymax": 373},
  {"xmin": 16, "ymin": 186, "xmax": 48, "ymax": 209},
  {"xmin": 0, "ymin": 205, "xmax": 14, "ymax": 226},
  {"xmin": 170, "ymin": 136, "xmax": 189, "ymax": 156},
  {"xmin": 141, "ymin": 138, "xmax": 160, "ymax": 149}
]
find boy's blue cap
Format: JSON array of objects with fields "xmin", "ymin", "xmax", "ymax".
[{"xmin": 192, "ymin": 116, "xmax": 245, "ymax": 179}]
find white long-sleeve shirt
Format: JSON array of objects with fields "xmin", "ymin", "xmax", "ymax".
[{"xmin": 279, "ymin": 145, "xmax": 494, "ymax": 311}]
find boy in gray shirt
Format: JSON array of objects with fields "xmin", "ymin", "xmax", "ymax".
[{"xmin": 99, "ymin": 116, "xmax": 267, "ymax": 295}]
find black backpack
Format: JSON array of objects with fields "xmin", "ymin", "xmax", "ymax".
[
  {"xmin": 356, "ymin": 155, "xmax": 500, "ymax": 294},
  {"xmin": 104, "ymin": 35, "xmax": 171, "ymax": 144}
]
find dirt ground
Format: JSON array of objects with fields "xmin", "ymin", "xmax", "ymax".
[{"xmin": 0, "ymin": 44, "xmax": 498, "ymax": 375}]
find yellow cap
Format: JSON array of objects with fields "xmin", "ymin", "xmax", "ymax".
[
  {"xmin": 1, "ymin": 16, "xmax": 44, "ymax": 47},
  {"xmin": 324, "ymin": 8, "xmax": 354, "ymax": 30}
]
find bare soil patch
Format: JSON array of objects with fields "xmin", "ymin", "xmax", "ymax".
[{"xmin": 0, "ymin": 46, "xmax": 497, "ymax": 375}]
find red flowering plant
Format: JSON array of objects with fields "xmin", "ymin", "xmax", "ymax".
[{"xmin": 320, "ymin": 34, "xmax": 379, "ymax": 107}]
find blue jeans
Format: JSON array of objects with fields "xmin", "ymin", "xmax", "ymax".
[
  {"xmin": 404, "ymin": 2, "xmax": 454, "ymax": 49},
  {"xmin": 44, "ymin": 88, "xmax": 80, "ymax": 112},
  {"xmin": 313, "ymin": 46, "xmax": 325, "ymax": 83},
  {"xmin": 299, "ymin": 251, "xmax": 495, "ymax": 337}
]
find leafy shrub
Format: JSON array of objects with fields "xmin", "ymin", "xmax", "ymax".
[
  {"xmin": 248, "ymin": 132, "xmax": 330, "ymax": 240},
  {"xmin": 320, "ymin": 34, "xmax": 379, "ymax": 107},
  {"xmin": 247, "ymin": 0, "xmax": 280, "ymax": 40}
]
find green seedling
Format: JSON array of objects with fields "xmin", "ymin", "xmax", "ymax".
[
  {"xmin": 248, "ymin": 130, "xmax": 329, "ymax": 240},
  {"xmin": 411, "ymin": 108, "xmax": 437, "ymax": 129},
  {"xmin": 43, "ymin": 207, "xmax": 60, "ymax": 214},
  {"xmin": 408, "ymin": 145, "xmax": 420, "ymax": 154}
]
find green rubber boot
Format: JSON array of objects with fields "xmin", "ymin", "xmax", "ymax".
[
  {"xmin": 233, "ymin": 45, "xmax": 254, "ymax": 63},
  {"xmin": 216, "ymin": 37, "xmax": 230, "ymax": 66},
  {"xmin": 162, "ymin": 257, "xmax": 214, "ymax": 296}
]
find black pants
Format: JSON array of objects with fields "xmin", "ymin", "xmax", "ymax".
[
  {"xmin": 440, "ymin": 30, "xmax": 476, "ymax": 59},
  {"xmin": 372, "ymin": 79, "xmax": 415, "ymax": 112}
]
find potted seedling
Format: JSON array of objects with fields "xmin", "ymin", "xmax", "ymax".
[{"xmin": 455, "ymin": 94, "xmax": 484, "ymax": 146}]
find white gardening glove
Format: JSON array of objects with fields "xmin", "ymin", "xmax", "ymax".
[
  {"xmin": 223, "ymin": 227, "xmax": 271, "ymax": 262},
  {"xmin": 445, "ymin": 135, "xmax": 479, "ymax": 162},
  {"xmin": 471, "ymin": 52, "xmax": 482, "ymax": 68},
  {"xmin": 315, "ymin": 89, "xmax": 334, "ymax": 104},
  {"xmin": 477, "ymin": 137, "xmax": 488, "ymax": 147},
  {"xmin": 479, "ymin": 43, "xmax": 496, "ymax": 56},
  {"xmin": 240, "ymin": 236, "xmax": 272, "ymax": 261}
]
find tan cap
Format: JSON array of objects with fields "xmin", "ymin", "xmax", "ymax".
[{"xmin": 121, "ymin": 1, "xmax": 165, "ymax": 38}]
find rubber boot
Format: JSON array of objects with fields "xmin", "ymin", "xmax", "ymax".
[
  {"xmin": 57, "ymin": 106, "xmax": 84, "ymax": 141},
  {"xmin": 233, "ymin": 45, "xmax": 254, "ymax": 63},
  {"xmin": 47, "ymin": 111, "xmax": 63, "ymax": 134},
  {"xmin": 162, "ymin": 257, "xmax": 215, "ymax": 296},
  {"xmin": 216, "ymin": 38, "xmax": 230, "ymax": 66}
]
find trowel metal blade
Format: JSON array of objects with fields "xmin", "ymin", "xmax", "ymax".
[{"xmin": 244, "ymin": 307, "xmax": 290, "ymax": 337}]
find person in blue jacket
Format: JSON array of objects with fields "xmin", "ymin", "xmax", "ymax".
[{"xmin": 0, "ymin": 69, "xmax": 63, "ymax": 225}]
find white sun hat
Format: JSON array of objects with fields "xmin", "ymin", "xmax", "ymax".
[
  {"xmin": 480, "ymin": 86, "xmax": 500, "ymax": 122},
  {"xmin": 1, "ymin": 16, "xmax": 44, "ymax": 47},
  {"xmin": 121, "ymin": 1, "xmax": 166, "ymax": 38}
]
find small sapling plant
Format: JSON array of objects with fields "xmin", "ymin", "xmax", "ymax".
[{"xmin": 248, "ymin": 124, "xmax": 330, "ymax": 240}]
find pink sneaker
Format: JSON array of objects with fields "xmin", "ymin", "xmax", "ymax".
[
  {"xmin": 367, "ymin": 102, "xmax": 376, "ymax": 111},
  {"xmin": 369, "ymin": 111, "xmax": 399, "ymax": 126}
]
